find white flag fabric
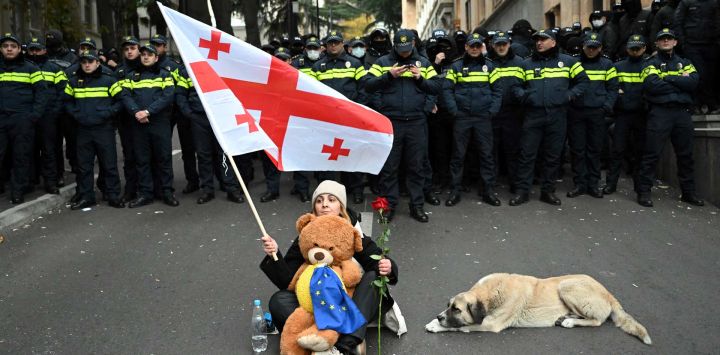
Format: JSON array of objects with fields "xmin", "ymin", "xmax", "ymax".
[{"xmin": 159, "ymin": 3, "xmax": 393, "ymax": 174}]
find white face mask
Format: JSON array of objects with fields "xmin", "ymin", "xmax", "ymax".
[
  {"xmin": 306, "ymin": 50, "xmax": 320, "ymax": 61},
  {"xmin": 351, "ymin": 47, "xmax": 366, "ymax": 58},
  {"xmin": 592, "ymin": 19, "xmax": 605, "ymax": 28}
]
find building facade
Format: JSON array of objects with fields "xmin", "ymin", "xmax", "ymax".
[
  {"xmin": 0, "ymin": 0, "xmax": 101, "ymax": 47},
  {"xmin": 404, "ymin": 0, "xmax": 654, "ymax": 36}
]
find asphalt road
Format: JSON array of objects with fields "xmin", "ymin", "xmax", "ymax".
[{"xmin": 1, "ymin": 156, "xmax": 719, "ymax": 354}]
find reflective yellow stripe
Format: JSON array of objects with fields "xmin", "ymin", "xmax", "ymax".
[
  {"xmin": 368, "ymin": 64, "xmax": 383, "ymax": 77},
  {"xmin": 618, "ymin": 72, "xmax": 643, "ymax": 83},
  {"xmin": 494, "ymin": 66, "xmax": 525, "ymax": 81},
  {"xmin": 54, "ymin": 71, "xmax": 68, "ymax": 84},
  {"xmin": 177, "ymin": 76, "xmax": 190, "ymax": 89},
  {"xmin": 569, "ymin": 62, "xmax": 583, "ymax": 78},
  {"xmin": 585, "ymin": 68, "xmax": 618, "ymax": 81},
  {"xmin": 125, "ymin": 77, "xmax": 174, "ymax": 89},
  {"xmin": 0, "ymin": 72, "xmax": 34, "ymax": 83},
  {"xmin": 71, "ymin": 87, "xmax": 112, "ymax": 98},
  {"xmin": 423, "ymin": 66, "xmax": 437, "ymax": 79},
  {"xmin": 39, "ymin": 71, "xmax": 56, "ymax": 83},
  {"xmin": 524, "ymin": 67, "xmax": 571, "ymax": 80},
  {"xmin": 64, "ymin": 83, "xmax": 74, "ymax": 95},
  {"xmin": 445, "ymin": 70, "xmax": 457, "ymax": 83},
  {"xmin": 605, "ymin": 67, "xmax": 617, "ymax": 80},
  {"xmin": 109, "ymin": 82, "xmax": 122, "ymax": 96},
  {"xmin": 299, "ymin": 67, "xmax": 314, "ymax": 76},
  {"xmin": 315, "ymin": 68, "xmax": 358, "ymax": 81},
  {"xmin": 641, "ymin": 64, "xmax": 695, "ymax": 80},
  {"xmin": 354, "ymin": 66, "xmax": 367, "ymax": 80},
  {"xmin": 457, "ymin": 73, "xmax": 491, "ymax": 83}
]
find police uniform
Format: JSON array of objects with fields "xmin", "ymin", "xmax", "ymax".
[
  {"xmin": 175, "ymin": 68, "xmax": 245, "ymax": 204},
  {"xmin": 114, "ymin": 36, "xmax": 142, "ymax": 201},
  {"xmin": 0, "ymin": 33, "xmax": 48, "ymax": 203},
  {"xmin": 487, "ymin": 32, "xmax": 526, "ymax": 193},
  {"xmin": 118, "ymin": 44, "xmax": 177, "ymax": 208},
  {"xmin": 637, "ymin": 29, "xmax": 704, "ymax": 207},
  {"xmin": 567, "ymin": 33, "xmax": 619, "ymax": 198},
  {"xmin": 312, "ymin": 31, "xmax": 369, "ymax": 203},
  {"xmin": 442, "ymin": 33, "xmax": 503, "ymax": 207},
  {"xmin": 365, "ymin": 29, "xmax": 442, "ymax": 222},
  {"xmin": 26, "ymin": 37, "xmax": 67, "ymax": 193},
  {"xmin": 604, "ymin": 35, "xmax": 648, "ymax": 194},
  {"xmin": 151, "ymin": 34, "xmax": 200, "ymax": 193},
  {"xmin": 64, "ymin": 50, "xmax": 124, "ymax": 209},
  {"xmin": 509, "ymin": 30, "xmax": 590, "ymax": 206}
]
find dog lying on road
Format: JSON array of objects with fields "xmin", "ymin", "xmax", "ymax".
[{"xmin": 425, "ymin": 273, "xmax": 652, "ymax": 345}]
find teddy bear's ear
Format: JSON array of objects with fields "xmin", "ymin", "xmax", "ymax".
[
  {"xmin": 296, "ymin": 213, "xmax": 316, "ymax": 234},
  {"xmin": 353, "ymin": 228, "xmax": 363, "ymax": 252}
]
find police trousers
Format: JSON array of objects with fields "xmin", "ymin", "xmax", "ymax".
[
  {"xmin": 638, "ymin": 105, "xmax": 696, "ymax": 195},
  {"xmin": 568, "ymin": 107, "xmax": 606, "ymax": 190},
  {"xmin": 0, "ymin": 114, "xmax": 34, "ymax": 198},
  {"xmin": 449, "ymin": 118, "xmax": 495, "ymax": 194},
  {"xmin": 378, "ymin": 119, "xmax": 427, "ymax": 207},
  {"xmin": 515, "ymin": 107, "xmax": 567, "ymax": 194},
  {"xmin": 190, "ymin": 113, "xmax": 239, "ymax": 194},
  {"xmin": 606, "ymin": 110, "xmax": 647, "ymax": 190},
  {"xmin": 132, "ymin": 117, "xmax": 174, "ymax": 198},
  {"xmin": 76, "ymin": 124, "xmax": 120, "ymax": 201}
]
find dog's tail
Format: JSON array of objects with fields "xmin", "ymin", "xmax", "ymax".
[{"xmin": 610, "ymin": 297, "xmax": 652, "ymax": 345}]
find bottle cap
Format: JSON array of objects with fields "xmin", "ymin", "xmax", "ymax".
[{"xmin": 254, "ymin": 299, "xmax": 261, "ymax": 306}]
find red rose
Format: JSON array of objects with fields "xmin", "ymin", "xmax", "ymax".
[{"xmin": 371, "ymin": 197, "xmax": 390, "ymax": 212}]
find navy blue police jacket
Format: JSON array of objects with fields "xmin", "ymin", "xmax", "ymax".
[
  {"xmin": 311, "ymin": 51, "xmax": 368, "ymax": 104},
  {"xmin": 442, "ymin": 54, "xmax": 502, "ymax": 119},
  {"xmin": 0, "ymin": 56, "xmax": 48, "ymax": 119},
  {"xmin": 640, "ymin": 51, "xmax": 698, "ymax": 106},
  {"xmin": 614, "ymin": 55, "xmax": 647, "ymax": 112},
  {"xmin": 119, "ymin": 62, "xmax": 175, "ymax": 119},
  {"xmin": 365, "ymin": 48, "xmax": 442, "ymax": 121},
  {"xmin": 514, "ymin": 46, "xmax": 590, "ymax": 109},
  {"xmin": 571, "ymin": 54, "xmax": 618, "ymax": 111},
  {"xmin": 63, "ymin": 67, "xmax": 123, "ymax": 127},
  {"xmin": 488, "ymin": 49, "xmax": 526, "ymax": 109}
]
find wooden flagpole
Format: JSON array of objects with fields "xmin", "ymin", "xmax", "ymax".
[{"xmin": 226, "ymin": 154, "xmax": 278, "ymax": 261}]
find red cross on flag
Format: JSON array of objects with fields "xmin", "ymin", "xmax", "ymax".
[{"xmin": 159, "ymin": 3, "xmax": 394, "ymax": 174}]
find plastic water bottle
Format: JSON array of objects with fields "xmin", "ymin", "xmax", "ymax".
[{"xmin": 251, "ymin": 299, "xmax": 268, "ymax": 353}]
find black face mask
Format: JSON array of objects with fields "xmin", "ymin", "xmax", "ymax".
[
  {"xmin": 371, "ymin": 40, "xmax": 386, "ymax": 51},
  {"xmin": 46, "ymin": 37, "xmax": 62, "ymax": 49}
]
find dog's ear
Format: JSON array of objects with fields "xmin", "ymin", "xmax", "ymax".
[
  {"xmin": 467, "ymin": 298, "xmax": 485, "ymax": 324},
  {"xmin": 296, "ymin": 213, "xmax": 316, "ymax": 234}
]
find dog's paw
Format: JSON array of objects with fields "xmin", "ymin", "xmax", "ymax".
[
  {"xmin": 556, "ymin": 317, "xmax": 575, "ymax": 328},
  {"xmin": 297, "ymin": 334, "xmax": 331, "ymax": 351},
  {"xmin": 425, "ymin": 318, "xmax": 445, "ymax": 333}
]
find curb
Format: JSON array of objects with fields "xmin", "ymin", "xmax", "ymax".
[{"xmin": 0, "ymin": 183, "xmax": 76, "ymax": 231}]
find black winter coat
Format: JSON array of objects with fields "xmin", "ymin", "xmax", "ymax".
[
  {"xmin": 614, "ymin": 55, "xmax": 647, "ymax": 112},
  {"xmin": 29, "ymin": 55, "xmax": 67, "ymax": 117},
  {"xmin": 572, "ymin": 54, "xmax": 619, "ymax": 111},
  {"xmin": 312, "ymin": 51, "xmax": 368, "ymax": 104},
  {"xmin": 674, "ymin": 0, "xmax": 720, "ymax": 45},
  {"xmin": 442, "ymin": 54, "xmax": 502, "ymax": 119},
  {"xmin": 119, "ymin": 63, "xmax": 175, "ymax": 119},
  {"xmin": 488, "ymin": 49, "xmax": 525, "ymax": 108}
]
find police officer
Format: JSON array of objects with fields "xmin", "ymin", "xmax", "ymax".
[
  {"xmin": 604, "ymin": 35, "xmax": 648, "ymax": 195},
  {"xmin": 64, "ymin": 49, "xmax": 125, "ymax": 210},
  {"xmin": 0, "ymin": 33, "xmax": 48, "ymax": 203},
  {"xmin": 119, "ymin": 43, "xmax": 178, "ymax": 208},
  {"xmin": 509, "ymin": 29, "xmax": 589, "ymax": 206},
  {"xmin": 151, "ymin": 33, "xmax": 200, "ymax": 193},
  {"xmin": 364, "ymin": 28, "xmax": 391, "ymax": 68},
  {"xmin": 589, "ymin": 10, "xmax": 619, "ymax": 60},
  {"xmin": 312, "ymin": 30, "xmax": 369, "ymax": 204},
  {"xmin": 175, "ymin": 68, "xmax": 245, "ymax": 205},
  {"xmin": 115, "ymin": 36, "xmax": 142, "ymax": 202},
  {"xmin": 44, "ymin": 29, "xmax": 78, "ymax": 69},
  {"xmin": 348, "ymin": 36, "xmax": 366, "ymax": 61},
  {"xmin": 366, "ymin": 29, "xmax": 442, "ymax": 222},
  {"xmin": 637, "ymin": 28, "xmax": 704, "ymax": 207},
  {"xmin": 443, "ymin": 33, "xmax": 503, "ymax": 207},
  {"xmin": 487, "ymin": 31, "xmax": 525, "ymax": 194},
  {"xmin": 617, "ymin": 0, "xmax": 653, "ymax": 57},
  {"xmin": 26, "ymin": 37, "xmax": 66, "ymax": 194},
  {"xmin": 566, "ymin": 32, "xmax": 619, "ymax": 199}
]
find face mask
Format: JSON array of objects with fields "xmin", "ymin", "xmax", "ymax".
[
  {"xmin": 351, "ymin": 47, "xmax": 366, "ymax": 58},
  {"xmin": 371, "ymin": 41, "xmax": 386, "ymax": 50},
  {"xmin": 306, "ymin": 50, "xmax": 320, "ymax": 61},
  {"xmin": 592, "ymin": 19, "xmax": 605, "ymax": 28}
]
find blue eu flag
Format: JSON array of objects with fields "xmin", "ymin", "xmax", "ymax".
[{"xmin": 310, "ymin": 265, "xmax": 366, "ymax": 334}]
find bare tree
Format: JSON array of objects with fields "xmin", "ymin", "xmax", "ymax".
[
  {"xmin": 210, "ymin": 0, "xmax": 233, "ymax": 34},
  {"xmin": 237, "ymin": 0, "xmax": 261, "ymax": 46}
]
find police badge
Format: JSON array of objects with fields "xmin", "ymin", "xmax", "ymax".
[
  {"xmin": 482, "ymin": 65, "xmax": 488, "ymax": 73},
  {"xmin": 558, "ymin": 61, "xmax": 564, "ymax": 68},
  {"xmin": 415, "ymin": 60, "xmax": 422, "ymax": 67},
  {"xmin": 345, "ymin": 61, "xmax": 351, "ymax": 68}
]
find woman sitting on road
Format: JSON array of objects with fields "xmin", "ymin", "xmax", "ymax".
[{"xmin": 260, "ymin": 180, "xmax": 399, "ymax": 355}]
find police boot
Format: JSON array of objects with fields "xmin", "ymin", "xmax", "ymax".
[
  {"xmin": 182, "ymin": 183, "xmax": 199, "ymax": 194},
  {"xmin": 71, "ymin": 199, "xmax": 96, "ymax": 210},
  {"xmin": 128, "ymin": 196, "xmax": 153, "ymax": 208},
  {"xmin": 260, "ymin": 191, "xmax": 279, "ymax": 202},
  {"xmin": 409, "ymin": 204, "xmax": 429, "ymax": 223},
  {"xmin": 108, "ymin": 199, "xmax": 125, "ymax": 208},
  {"xmin": 445, "ymin": 193, "xmax": 461, "ymax": 206},
  {"xmin": 197, "ymin": 192, "xmax": 215, "ymax": 204},
  {"xmin": 602, "ymin": 184, "xmax": 617, "ymax": 195},
  {"xmin": 680, "ymin": 194, "xmax": 704, "ymax": 207},
  {"xmin": 163, "ymin": 194, "xmax": 180, "ymax": 207},
  {"xmin": 637, "ymin": 193, "xmax": 653, "ymax": 207},
  {"xmin": 45, "ymin": 184, "xmax": 60, "ymax": 195},
  {"xmin": 588, "ymin": 188, "xmax": 604, "ymax": 198},
  {"xmin": 509, "ymin": 193, "xmax": 529, "ymax": 206},
  {"xmin": 424, "ymin": 192, "xmax": 441, "ymax": 206},
  {"xmin": 227, "ymin": 191, "xmax": 245, "ymax": 204},
  {"xmin": 540, "ymin": 191, "xmax": 561, "ymax": 206},
  {"xmin": 566, "ymin": 186, "xmax": 586, "ymax": 198},
  {"xmin": 481, "ymin": 192, "xmax": 501, "ymax": 206}
]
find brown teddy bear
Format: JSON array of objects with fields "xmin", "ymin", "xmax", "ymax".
[{"xmin": 279, "ymin": 213, "xmax": 365, "ymax": 355}]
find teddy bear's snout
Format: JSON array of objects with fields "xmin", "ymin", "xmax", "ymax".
[
  {"xmin": 314, "ymin": 252, "xmax": 325, "ymax": 261},
  {"xmin": 308, "ymin": 247, "xmax": 334, "ymax": 265}
]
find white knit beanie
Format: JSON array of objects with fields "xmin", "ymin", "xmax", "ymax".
[{"xmin": 312, "ymin": 180, "xmax": 347, "ymax": 207}]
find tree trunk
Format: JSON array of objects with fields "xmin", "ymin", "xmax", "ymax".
[
  {"xmin": 96, "ymin": 0, "xmax": 115, "ymax": 48},
  {"xmin": 241, "ymin": 0, "xmax": 261, "ymax": 46},
  {"xmin": 209, "ymin": 0, "xmax": 233, "ymax": 34},
  {"xmin": 185, "ymin": 0, "xmax": 211, "ymax": 26}
]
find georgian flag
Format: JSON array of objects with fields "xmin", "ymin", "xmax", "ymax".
[{"xmin": 158, "ymin": 3, "xmax": 393, "ymax": 174}]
